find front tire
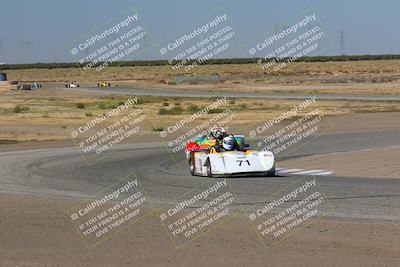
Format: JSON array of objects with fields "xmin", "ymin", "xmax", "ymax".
[
  {"xmin": 189, "ymin": 158, "xmax": 195, "ymax": 176},
  {"xmin": 266, "ymin": 165, "xmax": 275, "ymax": 176},
  {"xmin": 206, "ymin": 160, "xmax": 213, "ymax": 178}
]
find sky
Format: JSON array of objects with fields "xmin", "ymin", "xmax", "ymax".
[{"xmin": 1, "ymin": 0, "xmax": 399, "ymax": 64}]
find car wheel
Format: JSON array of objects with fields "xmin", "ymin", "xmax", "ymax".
[
  {"xmin": 266, "ymin": 166, "xmax": 275, "ymax": 176},
  {"xmin": 189, "ymin": 158, "xmax": 195, "ymax": 176},
  {"xmin": 206, "ymin": 160, "xmax": 213, "ymax": 178}
]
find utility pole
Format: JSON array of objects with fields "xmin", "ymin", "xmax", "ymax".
[{"xmin": 0, "ymin": 40, "xmax": 4, "ymax": 61}]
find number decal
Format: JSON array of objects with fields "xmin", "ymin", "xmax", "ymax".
[{"xmin": 236, "ymin": 160, "xmax": 250, "ymax": 166}]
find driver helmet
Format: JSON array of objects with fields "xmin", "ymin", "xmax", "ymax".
[
  {"xmin": 222, "ymin": 136, "xmax": 235, "ymax": 151},
  {"xmin": 210, "ymin": 127, "xmax": 226, "ymax": 140}
]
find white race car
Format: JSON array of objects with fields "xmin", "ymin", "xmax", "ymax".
[
  {"xmin": 65, "ymin": 82, "xmax": 79, "ymax": 88},
  {"xmin": 187, "ymin": 135, "xmax": 275, "ymax": 177}
]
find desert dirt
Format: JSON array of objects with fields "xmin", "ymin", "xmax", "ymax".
[
  {"xmin": 3, "ymin": 59, "xmax": 400, "ymax": 95},
  {"xmin": 1, "ymin": 192, "xmax": 400, "ymax": 267},
  {"xmin": 278, "ymin": 112, "xmax": 400, "ymax": 178},
  {"xmin": 1, "ymin": 61, "xmax": 400, "ymax": 266},
  {"xmin": 0, "ymin": 86, "xmax": 399, "ymax": 143}
]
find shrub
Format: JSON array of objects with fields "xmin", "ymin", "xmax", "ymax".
[
  {"xmin": 187, "ymin": 104, "xmax": 199, "ymax": 112},
  {"xmin": 136, "ymin": 98, "xmax": 144, "ymax": 105},
  {"xmin": 158, "ymin": 106, "xmax": 184, "ymax": 115},
  {"xmin": 76, "ymin": 103, "xmax": 85, "ymax": 109},
  {"xmin": 13, "ymin": 106, "xmax": 29, "ymax": 113},
  {"xmin": 170, "ymin": 105, "xmax": 183, "ymax": 114},
  {"xmin": 158, "ymin": 108, "xmax": 168, "ymax": 115},
  {"xmin": 152, "ymin": 126, "xmax": 164, "ymax": 131},
  {"xmin": 106, "ymin": 103, "xmax": 118, "ymax": 109},
  {"xmin": 13, "ymin": 106, "xmax": 21, "ymax": 113},
  {"xmin": 208, "ymin": 108, "xmax": 225, "ymax": 114},
  {"xmin": 162, "ymin": 102, "xmax": 169, "ymax": 106}
]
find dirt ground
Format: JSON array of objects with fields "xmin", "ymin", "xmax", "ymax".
[
  {"xmin": 3, "ymin": 59, "xmax": 400, "ymax": 95},
  {"xmin": 278, "ymin": 112, "xmax": 400, "ymax": 178},
  {"xmin": 0, "ymin": 193, "xmax": 399, "ymax": 267},
  {"xmin": 280, "ymin": 147, "xmax": 400, "ymax": 179},
  {"xmin": 1, "ymin": 62, "xmax": 400, "ymax": 266},
  {"xmin": 0, "ymin": 86, "xmax": 399, "ymax": 142}
]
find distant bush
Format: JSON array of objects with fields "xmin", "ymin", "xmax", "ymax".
[
  {"xmin": 187, "ymin": 104, "xmax": 200, "ymax": 112},
  {"xmin": 162, "ymin": 102, "xmax": 169, "ymax": 106},
  {"xmin": 136, "ymin": 98, "xmax": 144, "ymax": 105},
  {"xmin": 158, "ymin": 106, "xmax": 184, "ymax": 115},
  {"xmin": 97, "ymin": 100, "xmax": 124, "ymax": 109},
  {"xmin": 1, "ymin": 55, "xmax": 400, "ymax": 71},
  {"xmin": 152, "ymin": 126, "xmax": 164, "ymax": 131},
  {"xmin": 158, "ymin": 108, "xmax": 168, "ymax": 115},
  {"xmin": 208, "ymin": 108, "xmax": 225, "ymax": 114},
  {"xmin": 76, "ymin": 103, "xmax": 85, "ymax": 109},
  {"xmin": 13, "ymin": 106, "xmax": 29, "ymax": 113}
]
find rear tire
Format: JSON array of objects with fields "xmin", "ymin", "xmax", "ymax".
[
  {"xmin": 206, "ymin": 160, "xmax": 213, "ymax": 178},
  {"xmin": 189, "ymin": 158, "xmax": 195, "ymax": 176}
]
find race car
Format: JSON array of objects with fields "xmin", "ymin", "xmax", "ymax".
[
  {"xmin": 65, "ymin": 82, "xmax": 79, "ymax": 88},
  {"xmin": 186, "ymin": 131, "xmax": 275, "ymax": 177},
  {"xmin": 97, "ymin": 82, "xmax": 111, "ymax": 87}
]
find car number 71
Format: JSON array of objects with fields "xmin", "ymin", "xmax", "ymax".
[{"xmin": 236, "ymin": 159, "xmax": 250, "ymax": 166}]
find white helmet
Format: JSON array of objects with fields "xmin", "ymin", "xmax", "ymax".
[
  {"xmin": 210, "ymin": 127, "xmax": 226, "ymax": 139},
  {"xmin": 222, "ymin": 136, "xmax": 235, "ymax": 151}
]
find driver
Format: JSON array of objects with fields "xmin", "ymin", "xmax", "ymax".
[
  {"xmin": 215, "ymin": 136, "xmax": 238, "ymax": 152},
  {"xmin": 209, "ymin": 127, "xmax": 228, "ymax": 142}
]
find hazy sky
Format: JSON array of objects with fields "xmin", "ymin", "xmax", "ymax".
[{"xmin": 1, "ymin": 0, "xmax": 399, "ymax": 63}]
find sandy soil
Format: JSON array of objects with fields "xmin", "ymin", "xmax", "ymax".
[
  {"xmin": 3, "ymin": 59, "xmax": 400, "ymax": 95},
  {"xmin": 280, "ymin": 147, "xmax": 400, "ymax": 178},
  {"xmin": 277, "ymin": 112, "xmax": 400, "ymax": 178},
  {"xmin": 1, "ymin": 85, "xmax": 399, "ymax": 143},
  {"xmin": 0, "ymin": 193, "xmax": 399, "ymax": 267}
]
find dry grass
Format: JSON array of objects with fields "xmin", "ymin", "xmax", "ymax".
[
  {"xmin": 0, "ymin": 90, "xmax": 399, "ymax": 142},
  {"xmin": 3, "ymin": 59, "xmax": 400, "ymax": 95},
  {"xmin": 2, "ymin": 59, "xmax": 400, "ymax": 83}
]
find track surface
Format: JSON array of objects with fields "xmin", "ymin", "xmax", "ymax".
[
  {"xmin": 1, "ymin": 129, "xmax": 399, "ymax": 222},
  {"xmin": 64, "ymin": 86, "xmax": 400, "ymax": 101}
]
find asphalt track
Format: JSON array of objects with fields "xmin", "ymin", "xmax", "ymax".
[
  {"xmin": 1, "ymin": 128, "xmax": 399, "ymax": 223},
  {"xmin": 64, "ymin": 86, "xmax": 400, "ymax": 101}
]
